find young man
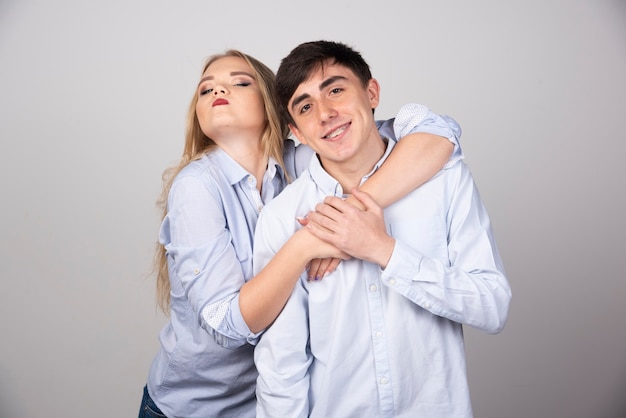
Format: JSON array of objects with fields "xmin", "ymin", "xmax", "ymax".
[{"xmin": 253, "ymin": 41, "xmax": 512, "ymax": 417}]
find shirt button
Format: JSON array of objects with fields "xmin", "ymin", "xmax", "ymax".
[
  {"xmin": 369, "ymin": 284, "xmax": 377, "ymax": 292},
  {"xmin": 247, "ymin": 176, "xmax": 254, "ymax": 183},
  {"xmin": 257, "ymin": 204, "xmax": 263, "ymax": 212},
  {"xmin": 375, "ymin": 331, "xmax": 383, "ymax": 338},
  {"xmin": 193, "ymin": 268, "xmax": 200, "ymax": 275},
  {"xmin": 380, "ymin": 377, "xmax": 388, "ymax": 385},
  {"xmin": 424, "ymin": 302, "xmax": 432, "ymax": 309},
  {"xmin": 389, "ymin": 279, "xmax": 397, "ymax": 286}
]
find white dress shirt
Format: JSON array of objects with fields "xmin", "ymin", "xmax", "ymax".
[{"xmin": 253, "ymin": 138, "xmax": 511, "ymax": 418}]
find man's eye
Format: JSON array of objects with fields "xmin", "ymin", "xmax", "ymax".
[
  {"xmin": 200, "ymin": 88, "xmax": 214, "ymax": 95},
  {"xmin": 300, "ymin": 104, "xmax": 311, "ymax": 114},
  {"xmin": 330, "ymin": 87, "xmax": 342, "ymax": 95}
]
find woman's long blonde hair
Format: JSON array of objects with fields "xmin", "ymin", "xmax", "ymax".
[{"xmin": 154, "ymin": 50, "xmax": 289, "ymax": 314}]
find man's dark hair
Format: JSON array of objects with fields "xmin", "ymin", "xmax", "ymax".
[{"xmin": 275, "ymin": 40, "xmax": 373, "ymax": 126}]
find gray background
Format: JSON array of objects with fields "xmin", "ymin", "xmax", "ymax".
[{"xmin": 1, "ymin": 1, "xmax": 625, "ymax": 417}]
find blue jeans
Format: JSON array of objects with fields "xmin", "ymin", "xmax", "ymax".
[{"xmin": 138, "ymin": 385, "xmax": 167, "ymax": 418}]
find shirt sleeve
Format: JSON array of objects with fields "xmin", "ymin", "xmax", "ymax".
[
  {"xmin": 163, "ymin": 175, "xmax": 260, "ymax": 348},
  {"xmin": 376, "ymin": 103, "xmax": 464, "ymax": 169},
  {"xmin": 380, "ymin": 163, "xmax": 512, "ymax": 334},
  {"xmin": 284, "ymin": 138, "xmax": 316, "ymax": 179},
  {"xmin": 253, "ymin": 211, "xmax": 312, "ymax": 418}
]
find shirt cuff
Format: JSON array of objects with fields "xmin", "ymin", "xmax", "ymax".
[
  {"xmin": 381, "ymin": 239, "xmax": 438, "ymax": 284},
  {"xmin": 231, "ymin": 294, "xmax": 263, "ymax": 345}
]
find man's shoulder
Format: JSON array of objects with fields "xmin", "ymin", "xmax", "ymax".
[
  {"xmin": 264, "ymin": 171, "xmax": 316, "ymax": 214},
  {"xmin": 256, "ymin": 173, "xmax": 317, "ymax": 244},
  {"xmin": 402, "ymin": 159, "xmax": 471, "ymax": 201},
  {"xmin": 432, "ymin": 157, "xmax": 470, "ymax": 181}
]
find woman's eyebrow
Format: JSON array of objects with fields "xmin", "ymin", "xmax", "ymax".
[{"xmin": 197, "ymin": 71, "xmax": 255, "ymax": 87}]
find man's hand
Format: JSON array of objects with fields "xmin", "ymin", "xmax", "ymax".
[{"xmin": 303, "ymin": 189, "xmax": 395, "ymax": 268}]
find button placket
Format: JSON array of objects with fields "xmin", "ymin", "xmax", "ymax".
[{"xmin": 246, "ymin": 175, "xmax": 264, "ymax": 213}]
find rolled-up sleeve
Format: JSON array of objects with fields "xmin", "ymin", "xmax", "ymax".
[
  {"xmin": 377, "ymin": 103, "xmax": 464, "ymax": 168},
  {"xmin": 163, "ymin": 175, "xmax": 260, "ymax": 347}
]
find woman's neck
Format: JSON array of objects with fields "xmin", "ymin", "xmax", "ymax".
[{"xmin": 216, "ymin": 133, "xmax": 267, "ymax": 191}]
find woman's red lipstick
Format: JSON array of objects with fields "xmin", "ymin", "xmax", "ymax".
[{"xmin": 213, "ymin": 98, "xmax": 229, "ymax": 107}]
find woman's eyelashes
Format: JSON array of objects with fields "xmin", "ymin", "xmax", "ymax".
[{"xmin": 199, "ymin": 81, "xmax": 251, "ymax": 96}]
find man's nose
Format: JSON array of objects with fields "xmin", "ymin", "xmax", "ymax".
[{"xmin": 317, "ymin": 100, "xmax": 337, "ymax": 123}]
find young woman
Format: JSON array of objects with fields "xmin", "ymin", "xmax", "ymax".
[{"xmin": 139, "ymin": 49, "xmax": 460, "ymax": 418}]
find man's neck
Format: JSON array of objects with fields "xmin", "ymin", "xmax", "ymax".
[{"xmin": 320, "ymin": 137, "xmax": 387, "ymax": 192}]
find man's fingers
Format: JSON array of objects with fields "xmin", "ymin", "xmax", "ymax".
[
  {"xmin": 351, "ymin": 189, "xmax": 380, "ymax": 212},
  {"xmin": 306, "ymin": 210, "xmax": 337, "ymax": 233}
]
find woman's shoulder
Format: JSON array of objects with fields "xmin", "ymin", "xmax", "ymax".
[
  {"xmin": 177, "ymin": 153, "xmax": 214, "ymax": 178},
  {"xmin": 169, "ymin": 154, "xmax": 223, "ymax": 201},
  {"xmin": 172, "ymin": 152, "xmax": 230, "ymax": 191},
  {"xmin": 283, "ymin": 138, "xmax": 315, "ymax": 179}
]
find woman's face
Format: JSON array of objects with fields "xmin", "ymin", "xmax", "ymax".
[{"xmin": 195, "ymin": 56, "xmax": 266, "ymax": 141}]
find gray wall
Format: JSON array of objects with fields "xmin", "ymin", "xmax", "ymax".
[{"xmin": 1, "ymin": 1, "xmax": 624, "ymax": 417}]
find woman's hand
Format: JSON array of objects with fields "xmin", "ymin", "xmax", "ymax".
[
  {"xmin": 296, "ymin": 217, "xmax": 346, "ymax": 281},
  {"xmin": 306, "ymin": 257, "xmax": 343, "ymax": 282}
]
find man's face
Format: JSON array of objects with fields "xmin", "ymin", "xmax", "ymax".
[{"xmin": 287, "ymin": 61, "xmax": 381, "ymax": 168}]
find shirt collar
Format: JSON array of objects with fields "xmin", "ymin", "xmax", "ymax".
[
  {"xmin": 267, "ymin": 156, "xmax": 286, "ymax": 183},
  {"xmin": 308, "ymin": 138, "xmax": 394, "ymax": 197},
  {"xmin": 210, "ymin": 147, "xmax": 286, "ymax": 185}
]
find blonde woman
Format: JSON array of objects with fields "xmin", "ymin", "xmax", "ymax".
[{"xmin": 139, "ymin": 49, "xmax": 461, "ymax": 417}]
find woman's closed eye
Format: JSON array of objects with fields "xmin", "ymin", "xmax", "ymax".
[{"xmin": 200, "ymin": 82, "xmax": 250, "ymax": 95}]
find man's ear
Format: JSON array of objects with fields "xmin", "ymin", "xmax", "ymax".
[
  {"xmin": 367, "ymin": 78, "xmax": 381, "ymax": 110},
  {"xmin": 289, "ymin": 123, "xmax": 308, "ymax": 145}
]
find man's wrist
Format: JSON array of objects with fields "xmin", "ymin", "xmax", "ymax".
[{"xmin": 373, "ymin": 236, "xmax": 396, "ymax": 269}]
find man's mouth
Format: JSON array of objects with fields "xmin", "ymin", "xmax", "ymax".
[{"xmin": 323, "ymin": 123, "xmax": 349, "ymax": 140}]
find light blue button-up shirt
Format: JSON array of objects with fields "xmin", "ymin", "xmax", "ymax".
[
  {"xmin": 146, "ymin": 104, "xmax": 463, "ymax": 418},
  {"xmin": 253, "ymin": 134, "xmax": 510, "ymax": 417}
]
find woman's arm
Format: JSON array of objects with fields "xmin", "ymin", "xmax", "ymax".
[
  {"xmin": 355, "ymin": 103, "xmax": 461, "ymax": 208},
  {"xmin": 353, "ymin": 132, "xmax": 453, "ymax": 209},
  {"xmin": 239, "ymin": 227, "xmax": 346, "ymax": 333}
]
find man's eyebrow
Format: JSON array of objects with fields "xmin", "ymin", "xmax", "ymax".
[
  {"xmin": 290, "ymin": 75, "xmax": 348, "ymax": 112},
  {"xmin": 319, "ymin": 75, "xmax": 347, "ymax": 91},
  {"xmin": 197, "ymin": 71, "xmax": 255, "ymax": 87},
  {"xmin": 291, "ymin": 93, "xmax": 311, "ymax": 112}
]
